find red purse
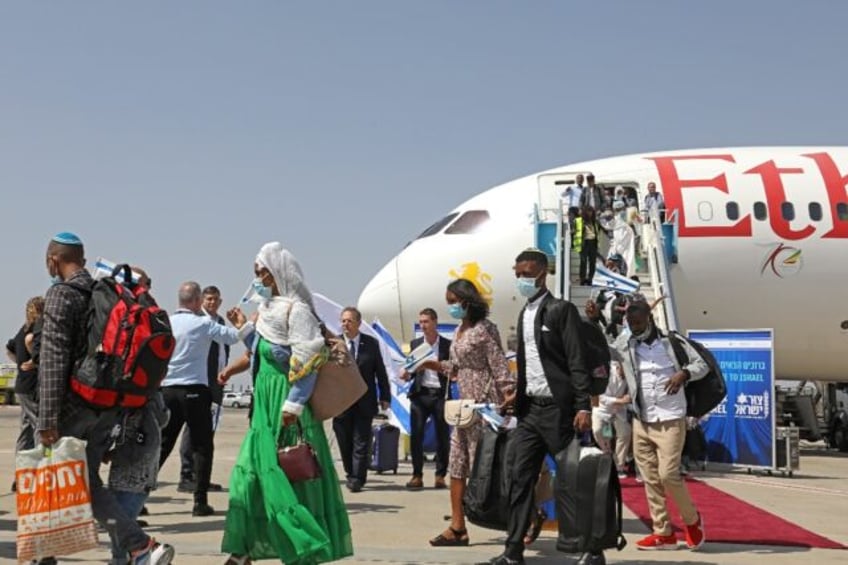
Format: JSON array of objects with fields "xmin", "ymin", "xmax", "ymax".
[{"xmin": 277, "ymin": 422, "xmax": 322, "ymax": 483}]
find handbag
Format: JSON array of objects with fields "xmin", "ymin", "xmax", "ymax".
[
  {"xmin": 277, "ymin": 422, "xmax": 322, "ymax": 483},
  {"xmin": 444, "ymin": 399, "xmax": 479, "ymax": 428},
  {"xmin": 309, "ymin": 335, "xmax": 367, "ymax": 421},
  {"xmin": 443, "ymin": 372, "xmax": 495, "ymax": 429}
]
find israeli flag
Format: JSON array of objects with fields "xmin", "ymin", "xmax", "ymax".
[
  {"xmin": 92, "ymin": 257, "xmax": 142, "ymax": 285},
  {"xmin": 591, "ymin": 262, "xmax": 640, "ymax": 294}
]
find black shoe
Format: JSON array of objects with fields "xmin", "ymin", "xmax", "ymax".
[
  {"xmin": 34, "ymin": 558, "xmax": 57, "ymax": 565},
  {"xmin": 139, "ymin": 505, "xmax": 149, "ymax": 516},
  {"xmin": 178, "ymin": 480, "xmax": 197, "ymax": 493},
  {"xmin": 136, "ymin": 519, "xmax": 149, "ymax": 527},
  {"xmin": 475, "ymin": 554, "xmax": 525, "ymax": 565},
  {"xmin": 346, "ymin": 479, "xmax": 362, "ymax": 493},
  {"xmin": 11, "ymin": 480, "xmax": 16, "ymax": 493},
  {"xmin": 576, "ymin": 551, "xmax": 606, "ymax": 565},
  {"xmin": 209, "ymin": 482, "xmax": 223, "ymax": 492},
  {"xmin": 192, "ymin": 502, "xmax": 215, "ymax": 517}
]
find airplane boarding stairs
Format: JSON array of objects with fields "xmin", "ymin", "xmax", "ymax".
[{"xmin": 534, "ymin": 202, "xmax": 680, "ymax": 332}]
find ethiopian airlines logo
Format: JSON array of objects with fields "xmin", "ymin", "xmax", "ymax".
[
  {"xmin": 449, "ymin": 262, "xmax": 493, "ymax": 304},
  {"xmin": 760, "ymin": 243, "xmax": 803, "ymax": 278}
]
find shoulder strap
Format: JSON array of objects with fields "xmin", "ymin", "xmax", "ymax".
[{"xmin": 667, "ymin": 331, "xmax": 689, "ymax": 367}]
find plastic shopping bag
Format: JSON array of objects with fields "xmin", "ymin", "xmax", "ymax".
[{"xmin": 16, "ymin": 437, "xmax": 99, "ymax": 562}]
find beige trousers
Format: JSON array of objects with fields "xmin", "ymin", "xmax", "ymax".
[{"xmin": 632, "ymin": 417, "xmax": 699, "ymax": 535}]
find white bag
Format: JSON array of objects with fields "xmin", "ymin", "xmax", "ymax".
[{"xmin": 16, "ymin": 437, "xmax": 99, "ymax": 562}]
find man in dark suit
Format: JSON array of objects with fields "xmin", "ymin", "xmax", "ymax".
[
  {"xmin": 178, "ymin": 286, "xmax": 230, "ymax": 492},
  {"xmin": 399, "ymin": 308, "xmax": 451, "ymax": 490},
  {"xmin": 479, "ymin": 249, "xmax": 595, "ymax": 565},
  {"xmin": 333, "ymin": 306, "xmax": 391, "ymax": 493}
]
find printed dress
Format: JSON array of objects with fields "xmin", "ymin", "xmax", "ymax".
[{"xmin": 441, "ymin": 319, "xmax": 513, "ymax": 479}]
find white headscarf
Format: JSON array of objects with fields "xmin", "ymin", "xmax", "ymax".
[{"xmin": 254, "ymin": 242, "xmax": 326, "ymax": 380}]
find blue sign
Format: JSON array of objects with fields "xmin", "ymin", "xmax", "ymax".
[{"xmin": 688, "ymin": 330, "xmax": 775, "ymax": 469}]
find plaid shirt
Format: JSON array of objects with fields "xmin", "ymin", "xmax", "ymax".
[{"xmin": 37, "ymin": 269, "xmax": 92, "ymax": 431}]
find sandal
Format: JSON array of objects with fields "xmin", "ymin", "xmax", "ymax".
[
  {"xmin": 429, "ymin": 526, "xmax": 469, "ymax": 547},
  {"xmin": 524, "ymin": 508, "xmax": 547, "ymax": 545},
  {"xmin": 225, "ymin": 556, "xmax": 251, "ymax": 565}
]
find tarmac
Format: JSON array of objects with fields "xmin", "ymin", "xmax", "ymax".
[{"xmin": 1, "ymin": 405, "xmax": 847, "ymax": 565}]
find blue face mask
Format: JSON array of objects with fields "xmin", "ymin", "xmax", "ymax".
[
  {"xmin": 50, "ymin": 275, "xmax": 63, "ymax": 286},
  {"xmin": 516, "ymin": 276, "xmax": 539, "ymax": 298},
  {"xmin": 447, "ymin": 303, "xmax": 467, "ymax": 320},
  {"xmin": 252, "ymin": 278, "xmax": 272, "ymax": 300}
]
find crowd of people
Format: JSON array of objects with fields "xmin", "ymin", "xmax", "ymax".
[
  {"xmin": 9, "ymin": 204, "xmax": 706, "ymax": 565},
  {"xmin": 562, "ymin": 172, "xmax": 667, "ymax": 283}
]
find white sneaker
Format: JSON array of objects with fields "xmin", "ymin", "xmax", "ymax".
[{"xmin": 131, "ymin": 540, "xmax": 175, "ymax": 565}]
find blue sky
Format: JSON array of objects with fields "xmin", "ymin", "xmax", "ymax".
[{"xmin": 2, "ymin": 1, "xmax": 847, "ymax": 348}]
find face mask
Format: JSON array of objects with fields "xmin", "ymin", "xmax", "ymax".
[
  {"xmin": 633, "ymin": 321, "xmax": 654, "ymax": 342},
  {"xmin": 516, "ymin": 276, "xmax": 539, "ymax": 298},
  {"xmin": 252, "ymin": 278, "xmax": 273, "ymax": 300},
  {"xmin": 447, "ymin": 303, "xmax": 467, "ymax": 320},
  {"xmin": 50, "ymin": 275, "xmax": 63, "ymax": 286}
]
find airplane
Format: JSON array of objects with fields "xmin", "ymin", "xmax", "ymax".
[{"xmin": 357, "ymin": 146, "xmax": 848, "ymax": 388}]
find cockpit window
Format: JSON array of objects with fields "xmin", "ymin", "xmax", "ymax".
[
  {"xmin": 444, "ymin": 210, "xmax": 491, "ymax": 235},
  {"xmin": 416, "ymin": 213, "xmax": 459, "ymax": 239}
]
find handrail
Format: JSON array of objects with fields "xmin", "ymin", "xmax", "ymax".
[
  {"xmin": 644, "ymin": 208, "xmax": 680, "ymax": 332},
  {"xmin": 559, "ymin": 202, "xmax": 571, "ymax": 301}
]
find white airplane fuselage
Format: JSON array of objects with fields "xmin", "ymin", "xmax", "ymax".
[{"xmin": 358, "ymin": 147, "xmax": 848, "ymax": 381}]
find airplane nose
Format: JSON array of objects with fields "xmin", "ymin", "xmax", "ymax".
[{"xmin": 357, "ymin": 256, "xmax": 405, "ymax": 341}]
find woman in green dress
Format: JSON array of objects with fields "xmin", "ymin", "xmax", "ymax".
[{"xmin": 221, "ymin": 242, "xmax": 353, "ymax": 565}]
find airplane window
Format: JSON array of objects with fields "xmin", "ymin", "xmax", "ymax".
[
  {"xmin": 445, "ymin": 210, "xmax": 491, "ymax": 235},
  {"xmin": 753, "ymin": 202, "xmax": 767, "ymax": 221},
  {"xmin": 809, "ymin": 202, "xmax": 823, "ymax": 222},
  {"xmin": 697, "ymin": 201, "xmax": 713, "ymax": 222},
  {"xmin": 837, "ymin": 203, "xmax": 848, "ymax": 221},
  {"xmin": 781, "ymin": 202, "xmax": 796, "ymax": 221},
  {"xmin": 726, "ymin": 202, "xmax": 740, "ymax": 221},
  {"xmin": 416, "ymin": 213, "xmax": 459, "ymax": 239}
]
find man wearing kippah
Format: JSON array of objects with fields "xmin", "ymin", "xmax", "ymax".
[{"xmin": 37, "ymin": 232, "xmax": 175, "ymax": 564}]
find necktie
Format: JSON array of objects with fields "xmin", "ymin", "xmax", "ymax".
[{"xmin": 348, "ymin": 340, "xmax": 357, "ymax": 360}]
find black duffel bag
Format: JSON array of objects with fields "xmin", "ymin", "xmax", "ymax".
[{"xmin": 462, "ymin": 426, "xmax": 515, "ymax": 530}]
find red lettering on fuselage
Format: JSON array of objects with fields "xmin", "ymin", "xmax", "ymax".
[
  {"xmin": 647, "ymin": 154, "xmax": 752, "ymax": 237},
  {"xmin": 744, "ymin": 161, "xmax": 813, "ymax": 241},
  {"xmin": 803, "ymin": 152, "xmax": 848, "ymax": 239}
]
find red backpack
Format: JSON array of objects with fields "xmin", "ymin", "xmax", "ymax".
[{"xmin": 69, "ymin": 265, "xmax": 175, "ymax": 409}]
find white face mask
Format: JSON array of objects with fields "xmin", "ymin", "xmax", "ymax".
[{"xmin": 633, "ymin": 320, "xmax": 654, "ymax": 342}]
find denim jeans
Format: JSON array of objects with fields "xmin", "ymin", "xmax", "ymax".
[{"xmin": 109, "ymin": 490, "xmax": 149, "ymax": 564}]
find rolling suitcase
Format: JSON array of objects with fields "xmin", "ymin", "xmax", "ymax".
[
  {"xmin": 370, "ymin": 423, "xmax": 400, "ymax": 474},
  {"xmin": 555, "ymin": 439, "xmax": 626, "ymax": 555}
]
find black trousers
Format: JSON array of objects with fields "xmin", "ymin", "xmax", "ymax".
[
  {"xmin": 409, "ymin": 389, "xmax": 450, "ymax": 478},
  {"xmin": 159, "ymin": 385, "xmax": 214, "ymax": 503},
  {"xmin": 179, "ymin": 402, "xmax": 221, "ymax": 481},
  {"xmin": 506, "ymin": 399, "xmax": 574, "ymax": 559},
  {"xmin": 580, "ymin": 238, "xmax": 599, "ymax": 284},
  {"xmin": 333, "ymin": 408, "xmax": 373, "ymax": 484}
]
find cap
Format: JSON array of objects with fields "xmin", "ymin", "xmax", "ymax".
[{"xmin": 52, "ymin": 232, "xmax": 83, "ymax": 246}]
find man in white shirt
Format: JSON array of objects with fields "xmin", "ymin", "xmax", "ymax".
[
  {"xmin": 611, "ymin": 301, "xmax": 707, "ymax": 551},
  {"xmin": 482, "ymin": 249, "xmax": 594, "ymax": 565},
  {"xmin": 399, "ymin": 308, "xmax": 452, "ymax": 490}
]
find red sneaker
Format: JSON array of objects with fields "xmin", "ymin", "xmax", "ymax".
[
  {"xmin": 635, "ymin": 533, "xmax": 679, "ymax": 550},
  {"xmin": 684, "ymin": 513, "xmax": 705, "ymax": 550}
]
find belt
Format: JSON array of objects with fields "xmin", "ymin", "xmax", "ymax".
[
  {"xmin": 421, "ymin": 387, "xmax": 441, "ymax": 394},
  {"xmin": 528, "ymin": 396, "xmax": 557, "ymax": 407}
]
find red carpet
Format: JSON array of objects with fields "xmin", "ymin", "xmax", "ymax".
[{"xmin": 620, "ymin": 476, "xmax": 846, "ymax": 549}]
